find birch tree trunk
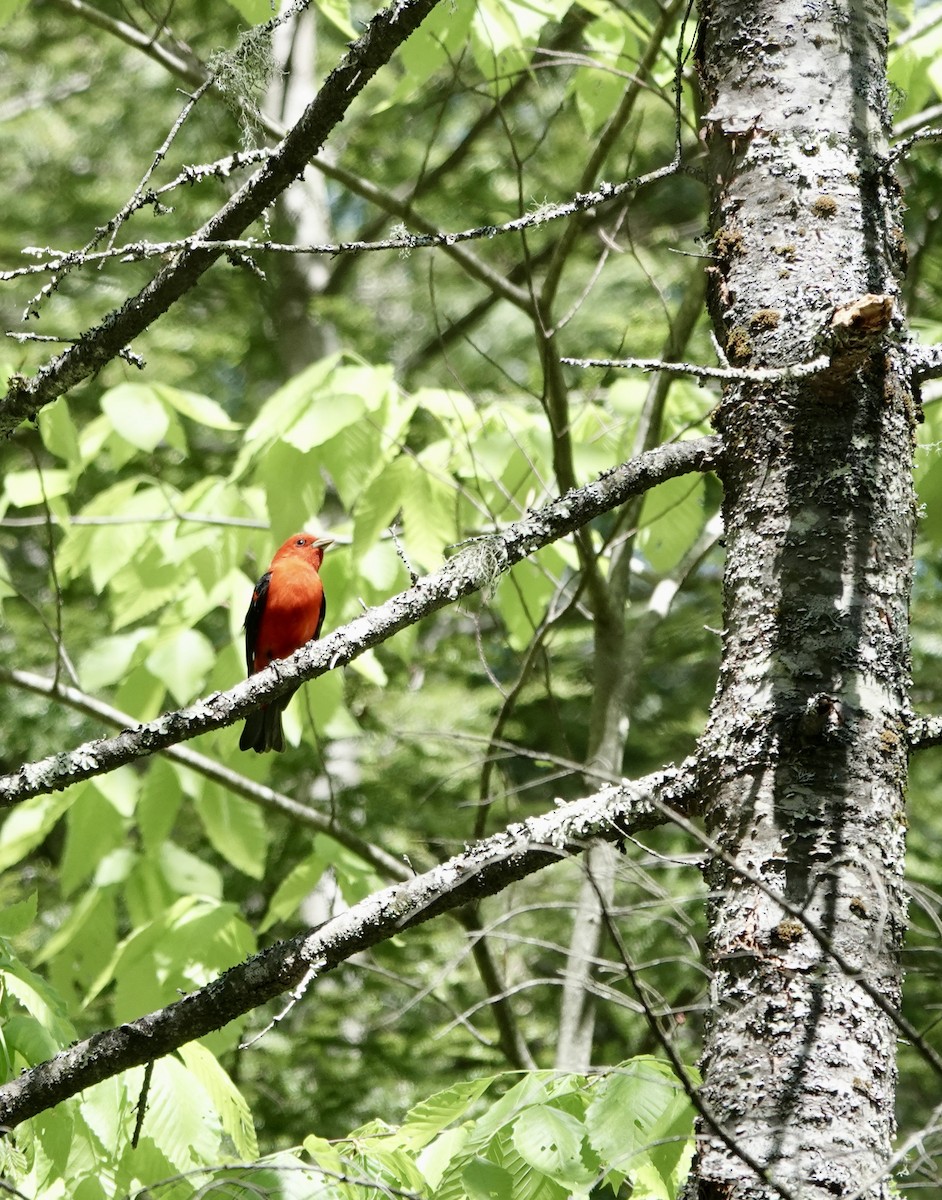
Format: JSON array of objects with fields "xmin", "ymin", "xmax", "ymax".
[{"xmin": 692, "ymin": 1, "xmax": 913, "ymax": 1195}]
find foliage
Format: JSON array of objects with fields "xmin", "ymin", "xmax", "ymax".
[
  {"xmin": 0, "ymin": 0, "xmax": 941, "ymax": 1195},
  {"xmin": 0, "ymin": 1039, "xmax": 697, "ymax": 1199}
]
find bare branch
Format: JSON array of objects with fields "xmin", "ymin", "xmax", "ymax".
[
  {"xmin": 0, "ymin": 167, "xmax": 687, "ymax": 281},
  {"xmin": 886, "ymin": 125, "xmax": 942, "ymax": 165},
  {"xmin": 905, "ymin": 713, "xmax": 942, "ymax": 750},
  {"xmin": 47, "ymin": 0, "xmax": 206, "ymax": 86},
  {"xmin": 0, "ymin": 0, "xmax": 446, "ymax": 438},
  {"xmin": 562, "ymin": 353, "xmax": 832, "ymax": 382},
  {"xmin": 0, "ymin": 435, "xmax": 722, "ymax": 806},
  {"xmin": 0, "ymin": 666, "xmax": 407, "ymax": 881},
  {"xmin": 0, "ymin": 760, "xmax": 696, "ymax": 1129}
]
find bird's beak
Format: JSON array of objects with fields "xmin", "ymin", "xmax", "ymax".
[{"xmin": 313, "ymin": 536, "xmax": 335, "ymax": 550}]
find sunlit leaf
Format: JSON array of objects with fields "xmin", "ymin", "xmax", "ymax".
[{"xmin": 101, "ymin": 384, "xmax": 170, "ymax": 451}]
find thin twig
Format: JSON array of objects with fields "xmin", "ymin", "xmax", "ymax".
[
  {"xmin": 1, "ymin": 167, "xmax": 688, "ymax": 283},
  {"xmin": 562, "ymin": 353, "xmax": 831, "ymax": 382}
]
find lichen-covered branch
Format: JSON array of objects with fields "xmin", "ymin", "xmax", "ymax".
[
  {"xmin": 0, "ymin": 761, "xmax": 696, "ymax": 1129},
  {"xmin": 0, "ymin": 435, "xmax": 722, "ymax": 807},
  {"xmin": 0, "ymin": 0, "xmax": 444, "ymax": 437}
]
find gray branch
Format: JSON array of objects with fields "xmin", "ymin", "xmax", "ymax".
[
  {"xmin": 0, "ymin": 0, "xmax": 445, "ymax": 438},
  {"xmin": 909, "ymin": 342, "xmax": 942, "ymax": 380},
  {"xmin": 0, "ymin": 759, "xmax": 697, "ymax": 1130},
  {"xmin": 0, "ymin": 434, "xmax": 722, "ymax": 807}
]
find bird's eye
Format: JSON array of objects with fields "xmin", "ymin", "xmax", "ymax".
[{"xmin": 296, "ymin": 537, "xmax": 307, "ymax": 546}]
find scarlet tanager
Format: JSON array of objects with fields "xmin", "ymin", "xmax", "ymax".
[{"xmin": 239, "ymin": 532, "xmax": 333, "ymax": 753}]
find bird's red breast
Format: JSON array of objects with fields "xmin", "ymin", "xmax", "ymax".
[{"xmin": 239, "ymin": 532, "xmax": 333, "ymax": 753}]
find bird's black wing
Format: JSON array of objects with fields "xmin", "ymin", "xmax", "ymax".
[
  {"xmin": 314, "ymin": 590, "xmax": 327, "ymax": 641},
  {"xmin": 243, "ymin": 569, "xmax": 271, "ymax": 675}
]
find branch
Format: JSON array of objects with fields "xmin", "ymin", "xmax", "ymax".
[
  {"xmin": 561, "ymin": 353, "xmax": 832, "ymax": 382},
  {"xmin": 48, "ymin": 0, "xmax": 206, "ymax": 87},
  {"xmin": 886, "ymin": 125, "xmax": 942, "ymax": 165},
  {"xmin": 0, "ymin": 0, "xmax": 444, "ymax": 438},
  {"xmin": 0, "ymin": 760, "xmax": 697, "ymax": 1129},
  {"xmin": 0, "ymin": 666, "xmax": 407, "ymax": 882},
  {"xmin": 1, "ymin": 169, "xmax": 685, "ymax": 280},
  {"xmin": 0, "ymin": 668, "xmax": 538, "ymax": 1071},
  {"xmin": 905, "ymin": 713, "xmax": 942, "ymax": 751},
  {"xmin": 909, "ymin": 342, "xmax": 942, "ymax": 380},
  {"xmin": 0, "ymin": 435, "xmax": 722, "ymax": 807}
]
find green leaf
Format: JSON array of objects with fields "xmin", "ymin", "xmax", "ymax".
[
  {"xmin": 0, "ymin": 0, "xmax": 29, "ymax": 26},
  {"xmin": 461, "ymin": 1155, "xmax": 514, "ymax": 1200},
  {"xmin": 0, "ymin": 891, "xmax": 37, "ymax": 937},
  {"xmin": 143, "ymin": 1056, "xmax": 222, "ymax": 1169},
  {"xmin": 90, "ymin": 894, "xmax": 251, "ymax": 1022},
  {"xmin": 61, "ymin": 785, "xmax": 128, "ymax": 896},
  {"xmin": 353, "ymin": 455, "xmax": 413, "ymax": 554},
  {"xmin": 145, "ymin": 628, "xmax": 215, "ymax": 704},
  {"xmin": 159, "ymin": 841, "xmax": 224, "ymax": 899},
  {"xmin": 179, "ymin": 1041, "xmax": 259, "ymax": 1160},
  {"xmin": 313, "ymin": 0, "xmax": 355, "ymax": 36},
  {"xmin": 316, "ymin": 416, "xmax": 387, "ymax": 511},
  {"xmin": 417, "ymin": 1125, "xmax": 473, "ymax": 1192},
  {"xmin": 401, "ymin": 449, "xmax": 457, "ymax": 569},
  {"xmin": 511, "ymin": 1104, "xmax": 595, "ymax": 1186},
  {"xmin": 38, "ymin": 396, "xmax": 82, "ymax": 466},
  {"xmin": 392, "ymin": 1077, "xmax": 497, "ymax": 1151},
  {"xmin": 3, "ymin": 1014, "xmax": 60, "ymax": 1066},
  {"xmin": 240, "ymin": 354, "xmax": 341, "ymax": 450},
  {"xmin": 101, "ymin": 383, "xmax": 170, "ymax": 451},
  {"xmin": 77, "ymin": 628, "xmax": 153, "ymax": 691},
  {"xmin": 194, "ymin": 783, "xmax": 270, "ymax": 880},
  {"xmin": 281, "ymin": 387, "xmax": 366, "ymax": 452},
  {"xmin": 4, "ymin": 468, "xmax": 72, "ymax": 507},
  {"xmin": 398, "ymin": 0, "xmax": 475, "ymax": 87},
  {"xmin": 94, "ymin": 847, "xmax": 137, "ymax": 887},
  {"xmin": 303, "ymin": 1133, "xmax": 348, "ymax": 1176},
  {"xmin": 34, "ymin": 888, "xmax": 117, "ymax": 980},
  {"xmin": 2, "ymin": 959, "xmax": 75, "ymax": 1044},
  {"xmin": 585, "ymin": 1059, "xmax": 697, "ymax": 1196},
  {"xmin": 155, "ymin": 384, "xmax": 240, "ymax": 431},
  {"xmin": 257, "ymin": 440, "xmax": 326, "ymax": 537},
  {"xmin": 94, "ymin": 765, "xmax": 140, "ymax": 818},
  {"xmin": 0, "ymin": 790, "xmax": 76, "ymax": 872},
  {"xmin": 916, "ymin": 450, "xmax": 942, "ymax": 549},
  {"xmin": 463, "ymin": 1073, "xmax": 554, "ymax": 1150},
  {"xmin": 498, "ymin": 549, "xmax": 566, "ymax": 651},
  {"xmin": 138, "ymin": 759, "xmax": 185, "ymax": 852},
  {"xmin": 329, "ymin": 840, "xmax": 385, "ymax": 908},
  {"xmin": 259, "ymin": 853, "xmax": 326, "ymax": 933},
  {"xmin": 637, "ymin": 475, "xmax": 706, "ymax": 574}
]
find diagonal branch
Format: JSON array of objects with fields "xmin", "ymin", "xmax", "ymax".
[
  {"xmin": 0, "ymin": 0, "xmax": 445, "ymax": 438},
  {"xmin": 0, "ymin": 666, "xmax": 407, "ymax": 881},
  {"xmin": 0, "ymin": 759, "xmax": 697, "ymax": 1130},
  {"xmin": 0, "ymin": 434, "xmax": 722, "ymax": 807},
  {"xmin": 0, "ymin": 666, "xmax": 538, "ymax": 1073}
]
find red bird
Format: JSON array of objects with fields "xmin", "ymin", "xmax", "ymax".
[{"xmin": 239, "ymin": 532, "xmax": 333, "ymax": 753}]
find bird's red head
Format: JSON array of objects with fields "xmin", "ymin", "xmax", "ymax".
[{"xmin": 272, "ymin": 532, "xmax": 334, "ymax": 571}]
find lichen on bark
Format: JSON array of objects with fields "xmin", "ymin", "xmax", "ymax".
[{"xmin": 692, "ymin": 1, "xmax": 914, "ymax": 1196}]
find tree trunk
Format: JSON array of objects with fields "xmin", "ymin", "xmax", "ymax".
[{"xmin": 693, "ymin": 1, "xmax": 913, "ymax": 1196}]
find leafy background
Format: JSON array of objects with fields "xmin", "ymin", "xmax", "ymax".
[{"xmin": 0, "ymin": 0, "xmax": 941, "ymax": 1194}]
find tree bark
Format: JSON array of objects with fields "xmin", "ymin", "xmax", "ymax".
[{"xmin": 693, "ymin": 1, "xmax": 913, "ymax": 1196}]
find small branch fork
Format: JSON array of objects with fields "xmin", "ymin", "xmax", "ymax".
[{"xmin": 0, "ymin": 434, "xmax": 722, "ymax": 809}]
